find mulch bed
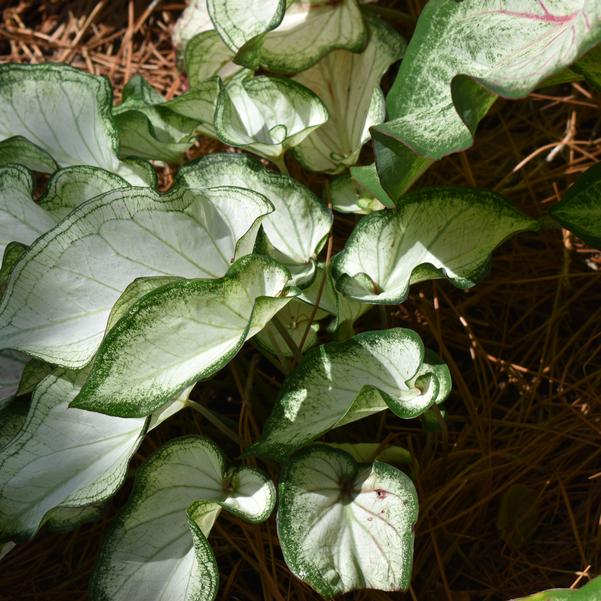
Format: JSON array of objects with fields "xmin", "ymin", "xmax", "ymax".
[{"xmin": 0, "ymin": 1, "xmax": 599, "ymax": 600}]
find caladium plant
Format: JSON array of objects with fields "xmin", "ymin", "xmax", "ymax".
[{"xmin": 0, "ymin": 1, "xmax": 600, "ymax": 600}]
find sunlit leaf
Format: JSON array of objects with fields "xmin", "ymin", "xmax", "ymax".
[
  {"xmin": 250, "ymin": 328, "xmax": 449, "ymax": 460},
  {"xmin": 278, "ymin": 445, "xmax": 418, "ymax": 597},
  {"xmin": 332, "ymin": 187, "xmax": 537, "ymax": 304},
  {"xmin": 372, "ymin": 0, "xmax": 601, "ymax": 198}
]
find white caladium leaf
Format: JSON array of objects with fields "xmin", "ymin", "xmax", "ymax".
[
  {"xmin": 0, "ymin": 136, "xmax": 57, "ymax": 173},
  {"xmin": 234, "ymin": 0, "xmax": 368, "ymax": 75},
  {"xmin": 250, "ymin": 328, "xmax": 449, "ymax": 460},
  {"xmin": 208, "ymin": 0, "xmax": 285, "ymax": 51},
  {"xmin": 332, "ymin": 188, "xmax": 538, "ymax": 304},
  {"xmin": 214, "ymin": 73, "xmax": 328, "ymax": 159},
  {"xmin": 292, "ymin": 17, "xmax": 404, "ymax": 174},
  {"xmin": 0, "ymin": 165, "xmax": 56, "ymax": 256},
  {"xmin": 0, "ymin": 351, "xmax": 29, "ymax": 410},
  {"xmin": 0, "ymin": 370, "xmax": 147, "ymax": 542},
  {"xmin": 176, "ymin": 153, "xmax": 333, "ymax": 286},
  {"xmin": 0, "ymin": 185, "xmax": 272, "ymax": 368},
  {"xmin": 330, "ymin": 173, "xmax": 387, "ymax": 215},
  {"xmin": 39, "ymin": 165, "xmax": 131, "ymax": 220},
  {"xmin": 277, "ymin": 445, "xmax": 418, "ymax": 597},
  {"xmin": 113, "ymin": 76, "xmax": 199, "ymax": 163},
  {"xmin": 550, "ymin": 162, "xmax": 601, "ymax": 248},
  {"xmin": 185, "ymin": 32, "xmax": 242, "ymax": 85},
  {"xmin": 91, "ymin": 436, "xmax": 276, "ymax": 601},
  {"xmin": 0, "ymin": 64, "xmax": 152, "ymax": 185},
  {"xmin": 372, "ymin": 0, "xmax": 601, "ymax": 199},
  {"xmin": 71, "ymin": 255, "xmax": 296, "ymax": 417},
  {"xmin": 510, "ymin": 575, "xmax": 601, "ymax": 601}
]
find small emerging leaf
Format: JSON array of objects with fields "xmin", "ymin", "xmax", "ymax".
[
  {"xmin": 510, "ymin": 575, "xmax": 601, "ymax": 601},
  {"xmin": 277, "ymin": 445, "xmax": 418, "ymax": 598}
]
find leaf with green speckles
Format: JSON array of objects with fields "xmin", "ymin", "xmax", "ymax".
[
  {"xmin": 0, "ymin": 370, "xmax": 147, "ymax": 542},
  {"xmin": 330, "ymin": 172, "xmax": 387, "ymax": 215},
  {"xmin": 214, "ymin": 73, "xmax": 328, "ymax": 159},
  {"xmin": 550, "ymin": 162, "xmax": 601, "ymax": 248},
  {"xmin": 0, "ymin": 184, "xmax": 271, "ymax": 368},
  {"xmin": 292, "ymin": 16, "xmax": 404, "ymax": 174},
  {"xmin": 250, "ymin": 328, "xmax": 449, "ymax": 460},
  {"xmin": 372, "ymin": 0, "xmax": 601, "ymax": 199},
  {"xmin": 332, "ymin": 187, "xmax": 537, "ymax": 305},
  {"xmin": 71, "ymin": 255, "xmax": 296, "ymax": 417},
  {"xmin": 0, "ymin": 64, "xmax": 153, "ymax": 185},
  {"xmin": 277, "ymin": 445, "xmax": 418, "ymax": 598},
  {"xmin": 175, "ymin": 153, "xmax": 333, "ymax": 286},
  {"xmin": 90, "ymin": 436, "xmax": 275, "ymax": 601},
  {"xmin": 234, "ymin": 0, "xmax": 368, "ymax": 75},
  {"xmin": 510, "ymin": 575, "xmax": 601, "ymax": 600}
]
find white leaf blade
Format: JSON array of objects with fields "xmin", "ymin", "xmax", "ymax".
[
  {"xmin": 251, "ymin": 328, "xmax": 449, "ymax": 460},
  {"xmin": 277, "ymin": 445, "xmax": 418, "ymax": 597},
  {"xmin": 333, "ymin": 188, "xmax": 538, "ymax": 304},
  {"xmin": 71, "ymin": 255, "xmax": 295, "ymax": 417},
  {"xmin": 0, "ymin": 185, "xmax": 272, "ymax": 367},
  {"xmin": 0, "ymin": 371, "xmax": 146, "ymax": 541},
  {"xmin": 176, "ymin": 153, "xmax": 333, "ymax": 285},
  {"xmin": 293, "ymin": 17, "xmax": 404, "ymax": 174},
  {"xmin": 235, "ymin": 0, "xmax": 368, "ymax": 74},
  {"xmin": 214, "ymin": 75, "xmax": 328, "ymax": 159}
]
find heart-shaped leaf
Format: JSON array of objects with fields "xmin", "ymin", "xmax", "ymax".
[
  {"xmin": 0, "ymin": 64, "xmax": 153, "ymax": 185},
  {"xmin": 0, "ymin": 184, "xmax": 271, "ymax": 367},
  {"xmin": 175, "ymin": 152, "xmax": 333, "ymax": 285},
  {"xmin": 250, "ymin": 328, "xmax": 450, "ymax": 460},
  {"xmin": 292, "ymin": 16, "xmax": 404, "ymax": 174},
  {"xmin": 372, "ymin": 0, "xmax": 601, "ymax": 198},
  {"xmin": 214, "ymin": 73, "xmax": 328, "ymax": 159},
  {"xmin": 185, "ymin": 32, "xmax": 242, "ymax": 85},
  {"xmin": 332, "ymin": 187, "xmax": 537, "ymax": 304},
  {"xmin": 90, "ymin": 436, "xmax": 275, "ymax": 601},
  {"xmin": 277, "ymin": 445, "xmax": 418, "ymax": 598},
  {"xmin": 550, "ymin": 162, "xmax": 601, "ymax": 248},
  {"xmin": 71, "ymin": 254, "xmax": 295, "ymax": 417}
]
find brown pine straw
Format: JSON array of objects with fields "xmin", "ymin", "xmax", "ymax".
[{"xmin": 0, "ymin": 1, "xmax": 600, "ymax": 600}]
